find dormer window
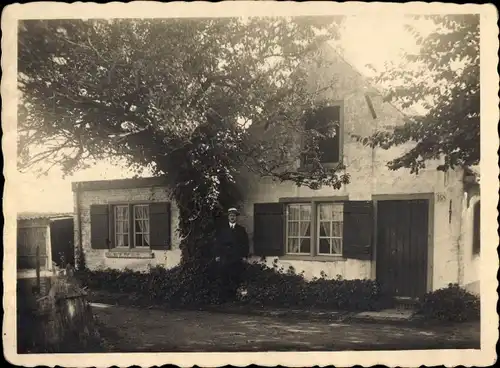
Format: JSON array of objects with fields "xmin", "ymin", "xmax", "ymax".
[{"xmin": 302, "ymin": 103, "xmax": 343, "ymax": 167}]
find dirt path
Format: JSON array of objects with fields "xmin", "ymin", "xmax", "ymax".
[{"xmin": 93, "ymin": 304, "xmax": 480, "ymax": 352}]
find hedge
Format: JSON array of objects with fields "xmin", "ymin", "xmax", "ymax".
[
  {"xmin": 239, "ymin": 260, "xmax": 391, "ymax": 311},
  {"xmin": 78, "ymin": 261, "xmax": 228, "ymax": 306},
  {"xmin": 76, "ymin": 259, "xmax": 392, "ymax": 311}
]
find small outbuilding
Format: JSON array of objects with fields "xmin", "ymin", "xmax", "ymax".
[{"xmin": 17, "ymin": 212, "xmax": 75, "ymax": 274}]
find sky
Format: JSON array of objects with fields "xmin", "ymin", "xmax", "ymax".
[{"xmin": 15, "ymin": 15, "xmax": 436, "ymax": 214}]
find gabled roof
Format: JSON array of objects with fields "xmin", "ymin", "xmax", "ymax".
[{"xmin": 321, "ymin": 41, "xmax": 414, "ymax": 118}]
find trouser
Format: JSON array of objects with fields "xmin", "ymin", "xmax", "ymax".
[{"xmin": 217, "ymin": 260, "xmax": 244, "ymax": 300}]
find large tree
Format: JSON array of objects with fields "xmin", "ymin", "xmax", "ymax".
[
  {"xmin": 360, "ymin": 14, "xmax": 480, "ymax": 174},
  {"xmin": 18, "ymin": 17, "xmax": 347, "ymax": 263}
]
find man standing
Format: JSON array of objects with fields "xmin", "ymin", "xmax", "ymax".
[{"xmin": 214, "ymin": 207, "xmax": 249, "ymax": 301}]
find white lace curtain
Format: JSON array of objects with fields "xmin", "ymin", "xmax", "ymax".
[{"xmin": 134, "ymin": 205, "xmax": 150, "ymax": 246}]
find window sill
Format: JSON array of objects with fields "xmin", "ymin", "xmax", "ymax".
[
  {"xmin": 279, "ymin": 254, "xmax": 347, "ymax": 262},
  {"xmin": 105, "ymin": 249, "xmax": 155, "ymax": 259}
]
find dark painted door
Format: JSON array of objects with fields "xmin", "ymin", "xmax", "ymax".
[
  {"xmin": 50, "ymin": 218, "xmax": 75, "ymax": 267},
  {"xmin": 376, "ymin": 199, "xmax": 429, "ymax": 298}
]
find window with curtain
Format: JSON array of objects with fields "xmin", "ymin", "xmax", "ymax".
[
  {"xmin": 317, "ymin": 202, "xmax": 344, "ymax": 255},
  {"xmin": 284, "ymin": 202, "xmax": 345, "ymax": 257},
  {"xmin": 113, "ymin": 204, "xmax": 151, "ymax": 248},
  {"xmin": 114, "ymin": 205, "xmax": 129, "ymax": 247},
  {"xmin": 286, "ymin": 204, "xmax": 311, "ymax": 254},
  {"xmin": 134, "ymin": 204, "xmax": 150, "ymax": 247}
]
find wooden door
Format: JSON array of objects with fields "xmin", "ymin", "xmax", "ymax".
[{"xmin": 376, "ymin": 199, "xmax": 429, "ymax": 298}]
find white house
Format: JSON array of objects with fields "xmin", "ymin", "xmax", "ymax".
[{"xmin": 72, "ymin": 43, "xmax": 480, "ymax": 299}]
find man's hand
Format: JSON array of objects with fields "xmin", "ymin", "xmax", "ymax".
[{"xmin": 215, "ymin": 256, "xmax": 220, "ymax": 262}]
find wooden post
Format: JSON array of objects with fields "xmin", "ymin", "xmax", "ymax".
[
  {"xmin": 46, "ymin": 223, "xmax": 53, "ymax": 272},
  {"xmin": 35, "ymin": 245, "xmax": 41, "ymax": 293}
]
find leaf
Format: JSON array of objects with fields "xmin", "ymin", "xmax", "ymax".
[{"xmin": 365, "ymin": 14, "xmax": 479, "ymax": 172}]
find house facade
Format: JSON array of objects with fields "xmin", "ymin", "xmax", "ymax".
[
  {"xmin": 238, "ymin": 44, "xmax": 480, "ymax": 298},
  {"xmin": 72, "ymin": 43, "xmax": 480, "ymax": 299},
  {"xmin": 72, "ymin": 178, "xmax": 182, "ymax": 272}
]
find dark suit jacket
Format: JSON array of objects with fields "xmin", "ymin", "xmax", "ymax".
[{"xmin": 214, "ymin": 222, "xmax": 249, "ymax": 263}]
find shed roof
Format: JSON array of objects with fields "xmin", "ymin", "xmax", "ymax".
[
  {"xmin": 17, "ymin": 212, "xmax": 74, "ymax": 221},
  {"xmin": 72, "ymin": 177, "xmax": 169, "ymax": 192}
]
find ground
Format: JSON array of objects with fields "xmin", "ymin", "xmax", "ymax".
[{"xmin": 93, "ymin": 303, "xmax": 480, "ymax": 352}]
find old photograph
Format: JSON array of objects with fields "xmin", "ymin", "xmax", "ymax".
[{"xmin": 2, "ymin": 2, "xmax": 498, "ymax": 367}]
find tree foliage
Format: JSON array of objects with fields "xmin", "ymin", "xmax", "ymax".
[
  {"xmin": 18, "ymin": 17, "xmax": 347, "ymax": 262},
  {"xmin": 360, "ymin": 14, "xmax": 480, "ymax": 174}
]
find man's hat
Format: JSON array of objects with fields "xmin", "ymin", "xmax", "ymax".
[{"xmin": 227, "ymin": 207, "xmax": 240, "ymax": 215}]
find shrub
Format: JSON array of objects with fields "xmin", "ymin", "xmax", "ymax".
[
  {"xmin": 238, "ymin": 261, "xmax": 390, "ymax": 311},
  {"xmin": 306, "ymin": 276, "xmax": 388, "ymax": 311},
  {"xmin": 76, "ymin": 262, "xmax": 229, "ymax": 307},
  {"xmin": 417, "ymin": 283, "xmax": 480, "ymax": 322},
  {"xmin": 77, "ymin": 260, "xmax": 391, "ymax": 312},
  {"xmin": 239, "ymin": 262, "xmax": 308, "ymax": 308}
]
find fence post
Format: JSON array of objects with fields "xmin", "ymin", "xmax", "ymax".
[{"xmin": 35, "ymin": 245, "xmax": 40, "ymax": 293}]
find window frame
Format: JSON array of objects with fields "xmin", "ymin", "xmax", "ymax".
[
  {"xmin": 300, "ymin": 101, "xmax": 344, "ymax": 170},
  {"xmin": 316, "ymin": 202, "xmax": 344, "ymax": 256},
  {"xmin": 109, "ymin": 201, "xmax": 152, "ymax": 250},
  {"xmin": 133, "ymin": 204, "xmax": 151, "ymax": 248},
  {"xmin": 285, "ymin": 203, "xmax": 313, "ymax": 255},
  {"xmin": 281, "ymin": 196, "xmax": 348, "ymax": 261},
  {"xmin": 114, "ymin": 205, "xmax": 130, "ymax": 248}
]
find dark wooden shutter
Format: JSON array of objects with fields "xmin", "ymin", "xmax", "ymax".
[
  {"xmin": 343, "ymin": 200, "xmax": 373, "ymax": 260},
  {"xmin": 253, "ymin": 203, "xmax": 285, "ymax": 257},
  {"xmin": 90, "ymin": 205, "xmax": 110, "ymax": 249},
  {"xmin": 149, "ymin": 202, "xmax": 171, "ymax": 250},
  {"xmin": 472, "ymin": 201, "xmax": 480, "ymax": 254},
  {"xmin": 108, "ymin": 205, "xmax": 115, "ymax": 248}
]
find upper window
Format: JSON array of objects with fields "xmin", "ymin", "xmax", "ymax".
[
  {"xmin": 303, "ymin": 105, "xmax": 342, "ymax": 166},
  {"xmin": 285, "ymin": 202, "xmax": 344, "ymax": 256},
  {"xmin": 113, "ymin": 204, "xmax": 151, "ymax": 249}
]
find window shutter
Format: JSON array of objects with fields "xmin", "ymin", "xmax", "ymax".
[
  {"xmin": 253, "ymin": 202, "xmax": 285, "ymax": 257},
  {"xmin": 343, "ymin": 201, "xmax": 373, "ymax": 260},
  {"xmin": 149, "ymin": 202, "xmax": 171, "ymax": 250},
  {"xmin": 108, "ymin": 205, "xmax": 115, "ymax": 248},
  {"xmin": 90, "ymin": 205, "xmax": 110, "ymax": 249},
  {"xmin": 472, "ymin": 201, "xmax": 480, "ymax": 254}
]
